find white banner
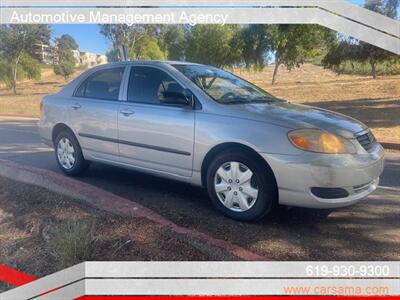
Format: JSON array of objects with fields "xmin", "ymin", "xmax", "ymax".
[
  {"xmin": 1, "ymin": 262, "xmax": 400, "ymax": 299},
  {"xmin": 0, "ymin": 1, "xmax": 399, "ymax": 54}
]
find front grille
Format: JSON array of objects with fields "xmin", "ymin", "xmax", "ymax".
[{"xmin": 356, "ymin": 131, "xmax": 376, "ymax": 152}]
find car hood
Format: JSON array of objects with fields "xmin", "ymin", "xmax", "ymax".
[{"xmin": 222, "ymin": 101, "xmax": 367, "ymax": 139}]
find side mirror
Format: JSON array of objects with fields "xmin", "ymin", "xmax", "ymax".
[{"xmin": 162, "ymin": 89, "xmax": 194, "ymax": 108}]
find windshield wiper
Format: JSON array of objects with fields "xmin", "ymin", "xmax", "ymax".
[{"xmin": 248, "ymin": 98, "xmax": 276, "ymax": 103}]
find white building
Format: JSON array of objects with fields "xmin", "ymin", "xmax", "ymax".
[
  {"xmin": 72, "ymin": 50, "xmax": 107, "ymax": 67},
  {"xmin": 33, "ymin": 42, "xmax": 56, "ymax": 64}
]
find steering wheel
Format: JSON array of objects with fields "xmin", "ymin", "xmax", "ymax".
[{"xmin": 220, "ymin": 92, "xmax": 236, "ymax": 100}]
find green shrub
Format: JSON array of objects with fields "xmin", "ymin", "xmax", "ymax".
[
  {"xmin": 0, "ymin": 53, "xmax": 41, "ymax": 89},
  {"xmin": 50, "ymin": 219, "xmax": 98, "ymax": 268},
  {"xmin": 328, "ymin": 59, "xmax": 400, "ymax": 76},
  {"xmin": 54, "ymin": 60, "xmax": 75, "ymax": 80}
]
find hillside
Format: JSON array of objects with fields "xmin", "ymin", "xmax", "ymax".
[{"xmin": 237, "ymin": 64, "xmax": 400, "ymax": 144}]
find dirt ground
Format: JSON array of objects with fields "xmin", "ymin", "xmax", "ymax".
[
  {"xmin": 0, "ymin": 176, "xmax": 237, "ymax": 292},
  {"xmin": 0, "ymin": 64, "xmax": 399, "ymax": 143},
  {"xmin": 84, "ymin": 162, "xmax": 399, "ymax": 262},
  {"xmin": 0, "ymin": 68, "xmax": 82, "ymax": 117}
]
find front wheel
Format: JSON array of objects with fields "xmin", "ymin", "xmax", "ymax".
[
  {"xmin": 206, "ymin": 151, "xmax": 277, "ymax": 222},
  {"xmin": 54, "ymin": 130, "xmax": 89, "ymax": 176}
]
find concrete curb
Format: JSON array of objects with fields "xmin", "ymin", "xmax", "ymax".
[{"xmin": 0, "ymin": 159, "xmax": 264, "ymax": 261}]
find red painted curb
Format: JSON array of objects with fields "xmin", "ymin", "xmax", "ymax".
[
  {"xmin": 0, "ymin": 159, "xmax": 264, "ymax": 261},
  {"xmin": 0, "ymin": 264, "xmax": 37, "ymax": 287}
]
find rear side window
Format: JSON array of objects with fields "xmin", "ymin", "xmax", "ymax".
[
  {"xmin": 74, "ymin": 67, "xmax": 125, "ymax": 101},
  {"xmin": 127, "ymin": 66, "xmax": 184, "ymax": 104}
]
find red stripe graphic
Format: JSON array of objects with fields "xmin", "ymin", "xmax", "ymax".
[
  {"xmin": 75, "ymin": 297, "xmax": 400, "ymax": 300},
  {"xmin": 0, "ymin": 264, "xmax": 37, "ymax": 286}
]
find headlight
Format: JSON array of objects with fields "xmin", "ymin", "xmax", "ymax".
[{"xmin": 288, "ymin": 129, "xmax": 356, "ymax": 154}]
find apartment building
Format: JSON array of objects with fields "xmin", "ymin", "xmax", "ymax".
[{"xmin": 34, "ymin": 43, "xmax": 107, "ymax": 67}]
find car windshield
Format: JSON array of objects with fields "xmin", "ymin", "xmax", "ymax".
[{"xmin": 172, "ymin": 64, "xmax": 278, "ymax": 105}]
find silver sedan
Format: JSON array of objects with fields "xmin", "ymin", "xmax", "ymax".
[{"xmin": 39, "ymin": 61, "xmax": 384, "ymax": 221}]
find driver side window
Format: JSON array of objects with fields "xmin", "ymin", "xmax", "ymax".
[{"xmin": 127, "ymin": 66, "xmax": 185, "ymax": 105}]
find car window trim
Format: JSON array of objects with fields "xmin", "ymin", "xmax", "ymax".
[
  {"xmin": 72, "ymin": 66, "xmax": 126, "ymax": 101},
  {"xmin": 125, "ymin": 65, "xmax": 191, "ymax": 108},
  {"xmin": 172, "ymin": 64, "xmax": 278, "ymax": 105}
]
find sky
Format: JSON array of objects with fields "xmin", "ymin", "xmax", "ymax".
[
  {"xmin": 51, "ymin": 24, "xmax": 110, "ymax": 54},
  {"xmin": 49, "ymin": 0, "xmax": 383, "ymax": 55}
]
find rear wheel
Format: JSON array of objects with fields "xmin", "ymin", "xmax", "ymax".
[
  {"xmin": 54, "ymin": 130, "xmax": 89, "ymax": 176},
  {"xmin": 206, "ymin": 150, "xmax": 277, "ymax": 221}
]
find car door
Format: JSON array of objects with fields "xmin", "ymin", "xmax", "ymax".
[
  {"xmin": 69, "ymin": 66, "xmax": 125, "ymax": 162},
  {"xmin": 118, "ymin": 65, "xmax": 195, "ymax": 178}
]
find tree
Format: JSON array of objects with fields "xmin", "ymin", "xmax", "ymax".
[
  {"xmin": 267, "ymin": 25, "xmax": 329, "ymax": 85},
  {"xmin": 54, "ymin": 34, "xmax": 78, "ymax": 79},
  {"xmin": 105, "ymin": 47, "xmax": 121, "ymax": 62},
  {"xmin": 130, "ymin": 35, "xmax": 165, "ymax": 60},
  {"xmin": 0, "ymin": 53, "xmax": 41, "ymax": 89},
  {"xmin": 365, "ymin": 0, "xmax": 399, "ymax": 18},
  {"xmin": 185, "ymin": 25, "xmax": 243, "ymax": 68},
  {"xmin": 100, "ymin": 24, "xmax": 154, "ymax": 52},
  {"xmin": 363, "ymin": 0, "xmax": 399, "ymax": 77},
  {"xmin": 323, "ymin": 39, "xmax": 395, "ymax": 78},
  {"xmin": 100, "ymin": 24, "xmax": 168, "ymax": 61},
  {"xmin": 159, "ymin": 25, "xmax": 186, "ymax": 61},
  {"xmin": 241, "ymin": 25, "xmax": 271, "ymax": 71},
  {"xmin": 239, "ymin": 24, "xmax": 332, "ymax": 84},
  {"xmin": 0, "ymin": 57, "xmax": 12, "ymax": 88},
  {"xmin": 0, "ymin": 25, "xmax": 50, "ymax": 94},
  {"xmin": 54, "ymin": 60, "xmax": 75, "ymax": 80},
  {"xmin": 56, "ymin": 34, "xmax": 78, "ymax": 55},
  {"xmin": 383, "ymin": 0, "xmax": 399, "ymax": 18},
  {"xmin": 55, "ymin": 34, "xmax": 78, "ymax": 62},
  {"xmin": 323, "ymin": 0, "xmax": 399, "ymax": 78}
]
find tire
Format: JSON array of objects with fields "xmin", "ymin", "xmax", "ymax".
[
  {"xmin": 54, "ymin": 130, "xmax": 90, "ymax": 176},
  {"xmin": 206, "ymin": 150, "xmax": 277, "ymax": 222}
]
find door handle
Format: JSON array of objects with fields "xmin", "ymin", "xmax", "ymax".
[
  {"xmin": 120, "ymin": 108, "xmax": 135, "ymax": 116},
  {"xmin": 71, "ymin": 103, "xmax": 82, "ymax": 110}
]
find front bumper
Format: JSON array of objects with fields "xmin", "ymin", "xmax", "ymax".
[{"xmin": 260, "ymin": 144, "xmax": 385, "ymax": 209}]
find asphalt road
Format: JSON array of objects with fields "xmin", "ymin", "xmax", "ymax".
[{"xmin": 1, "ymin": 116, "xmax": 399, "ymax": 260}]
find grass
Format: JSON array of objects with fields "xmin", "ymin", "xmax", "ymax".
[
  {"xmin": 0, "ymin": 68, "xmax": 82, "ymax": 118},
  {"xmin": 0, "ymin": 175, "xmax": 215, "ymax": 292},
  {"xmin": 49, "ymin": 219, "xmax": 98, "ymax": 269},
  {"xmin": 0, "ymin": 63, "xmax": 399, "ymax": 143}
]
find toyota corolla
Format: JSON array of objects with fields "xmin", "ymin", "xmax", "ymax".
[{"xmin": 38, "ymin": 61, "xmax": 384, "ymax": 221}]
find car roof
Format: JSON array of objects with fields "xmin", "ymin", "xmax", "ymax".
[{"xmin": 93, "ymin": 60, "xmax": 204, "ymax": 68}]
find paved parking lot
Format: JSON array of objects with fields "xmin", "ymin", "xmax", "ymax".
[{"xmin": 0, "ymin": 116, "xmax": 399, "ymax": 260}]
